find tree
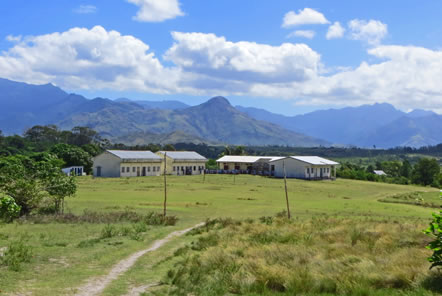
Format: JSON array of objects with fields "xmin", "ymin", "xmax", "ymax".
[
  {"xmin": 412, "ymin": 158, "xmax": 440, "ymax": 186},
  {"xmin": 400, "ymin": 159, "xmax": 412, "ymax": 178},
  {"xmin": 163, "ymin": 144, "xmax": 176, "ymax": 151},
  {"xmin": 69, "ymin": 126, "xmax": 100, "ymax": 146},
  {"xmin": 0, "ymin": 153, "xmax": 76, "ymax": 215},
  {"xmin": 50, "ymin": 143, "xmax": 93, "ymax": 174},
  {"xmin": 24, "ymin": 125, "xmax": 60, "ymax": 144}
]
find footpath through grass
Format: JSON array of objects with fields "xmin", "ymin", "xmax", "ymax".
[{"xmin": 0, "ymin": 175, "xmax": 440, "ymax": 295}]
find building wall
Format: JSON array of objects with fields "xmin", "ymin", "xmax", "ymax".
[
  {"xmin": 169, "ymin": 161, "xmax": 206, "ymax": 175},
  {"xmin": 120, "ymin": 162, "xmax": 161, "ymax": 177},
  {"xmin": 217, "ymin": 162, "xmax": 252, "ymax": 171},
  {"xmin": 93, "ymin": 152, "xmax": 121, "ymax": 177},
  {"xmin": 272, "ymin": 158, "xmax": 333, "ymax": 179},
  {"xmin": 156, "ymin": 153, "xmax": 205, "ymax": 175}
]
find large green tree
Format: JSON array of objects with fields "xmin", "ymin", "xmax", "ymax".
[
  {"xmin": 412, "ymin": 158, "xmax": 440, "ymax": 186},
  {"xmin": 0, "ymin": 153, "xmax": 76, "ymax": 215},
  {"xmin": 50, "ymin": 143, "xmax": 93, "ymax": 173}
]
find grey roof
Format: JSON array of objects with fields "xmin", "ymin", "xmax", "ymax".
[
  {"xmin": 217, "ymin": 155, "xmax": 284, "ymax": 163},
  {"xmin": 158, "ymin": 151, "xmax": 207, "ymax": 161},
  {"xmin": 269, "ymin": 156, "xmax": 339, "ymax": 165},
  {"xmin": 291, "ymin": 156, "xmax": 339, "ymax": 165},
  {"xmin": 373, "ymin": 170, "xmax": 387, "ymax": 176},
  {"xmin": 107, "ymin": 150, "xmax": 161, "ymax": 161}
]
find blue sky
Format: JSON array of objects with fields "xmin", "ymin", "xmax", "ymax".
[{"xmin": 1, "ymin": 0, "xmax": 442, "ymax": 115}]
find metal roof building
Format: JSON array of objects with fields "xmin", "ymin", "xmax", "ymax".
[
  {"xmin": 93, "ymin": 150, "xmax": 162, "ymax": 177},
  {"xmin": 157, "ymin": 151, "xmax": 207, "ymax": 176}
]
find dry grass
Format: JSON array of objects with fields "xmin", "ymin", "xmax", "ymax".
[{"xmin": 164, "ymin": 217, "xmax": 442, "ymax": 296}]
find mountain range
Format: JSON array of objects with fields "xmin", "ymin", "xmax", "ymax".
[
  {"xmin": 0, "ymin": 78, "xmax": 326, "ymax": 146},
  {"xmin": 0, "ymin": 77, "xmax": 440, "ymax": 148},
  {"xmin": 236, "ymin": 104, "xmax": 442, "ymax": 148}
]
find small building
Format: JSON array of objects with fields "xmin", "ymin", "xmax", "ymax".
[
  {"xmin": 93, "ymin": 150, "xmax": 162, "ymax": 177},
  {"xmin": 157, "ymin": 151, "xmax": 207, "ymax": 175},
  {"xmin": 62, "ymin": 166, "xmax": 84, "ymax": 176},
  {"xmin": 216, "ymin": 155, "xmax": 284, "ymax": 174},
  {"xmin": 270, "ymin": 156, "xmax": 339, "ymax": 179},
  {"xmin": 373, "ymin": 170, "xmax": 387, "ymax": 176}
]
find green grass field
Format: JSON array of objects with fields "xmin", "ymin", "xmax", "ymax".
[{"xmin": 0, "ymin": 175, "xmax": 440, "ymax": 295}]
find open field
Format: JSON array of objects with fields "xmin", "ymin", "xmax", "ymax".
[{"xmin": 0, "ymin": 175, "xmax": 440, "ymax": 295}]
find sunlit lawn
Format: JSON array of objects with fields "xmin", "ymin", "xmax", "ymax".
[{"xmin": 0, "ymin": 175, "xmax": 439, "ymax": 295}]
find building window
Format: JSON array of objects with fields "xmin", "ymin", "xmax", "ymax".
[
  {"xmin": 307, "ymin": 168, "xmax": 310, "ymax": 174},
  {"xmin": 132, "ymin": 167, "xmax": 135, "ymax": 172},
  {"xmin": 153, "ymin": 167, "xmax": 156, "ymax": 172},
  {"xmin": 173, "ymin": 166, "xmax": 176, "ymax": 171},
  {"xmin": 327, "ymin": 168, "xmax": 330, "ymax": 173},
  {"xmin": 193, "ymin": 166, "xmax": 196, "ymax": 171},
  {"xmin": 157, "ymin": 166, "xmax": 160, "ymax": 171},
  {"xmin": 148, "ymin": 167, "xmax": 151, "ymax": 172},
  {"xmin": 122, "ymin": 167, "xmax": 125, "ymax": 173}
]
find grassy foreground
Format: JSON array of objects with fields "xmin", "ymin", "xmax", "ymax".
[{"xmin": 0, "ymin": 175, "xmax": 440, "ymax": 295}]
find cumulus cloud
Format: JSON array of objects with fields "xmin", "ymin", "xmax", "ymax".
[
  {"xmin": 164, "ymin": 31, "xmax": 321, "ymax": 87},
  {"xmin": 282, "ymin": 8, "xmax": 329, "ymax": 28},
  {"xmin": 284, "ymin": 45, "xmax": 442, "ymax": 112},
  {"xmin": 326, "ymin": 22, "xmax": 345, "ymax": 39},
  {"xmin": 287, "ymin": 30, "xmax": 316, "ymax": 39},
  {"xmin": 0, "ymin": 26, "xmax": 178, "ymax": 93},
  {"xmin": 348, "ymin": 19, "xmax": 387, "ymax": 45},
  {"xmin": 73, "ymin": 5, "xmax": 97, "ymax": 14},
  {"xmin": 1, "ymin": 26, "xmax": 442, "ymax": 113},
  {"xmin": 127, "ymin": 0, "xmax": 184, "ymax": 22}
]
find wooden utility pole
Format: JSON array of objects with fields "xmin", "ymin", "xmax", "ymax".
[
  {"xmin": 163, "ymin": 152, "xmax": 167, "ymax": 217},
  {"xmin": 283, "ymin": 160, "xmax": 291, "ymax": 219}
]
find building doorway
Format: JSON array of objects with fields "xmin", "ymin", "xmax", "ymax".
[
  {"xmin": 142, "ymin": 167, "xmax": 146, "ymax": 176},
  {"xmin": 137, "ymin": 167, "xmax": 140, "ymax": 177},
  {"xmin": 96, "ymin": 166, "xmax": 101, "ymax": 177}
]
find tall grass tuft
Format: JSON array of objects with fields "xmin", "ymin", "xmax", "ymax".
[{"xmin": 163, "ymin": 215, "xmax": 439, "ymax": 295}]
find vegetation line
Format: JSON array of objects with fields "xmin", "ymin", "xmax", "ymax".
[{"xmin": 74, "ymin": 222, "xmax": 205, "ymax": 296}]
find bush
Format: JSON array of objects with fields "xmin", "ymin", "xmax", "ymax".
[
  {"xmin": 0, "ymin": 194, "xmax": 21, "ymax": 222},
  {"xmin": 424, "ymin": 210, "xmax": 442, "ymax": 269},
  {"xmin": 1, "ymin": 238, "xmax": 32, "ymax": 271},
  {"xmin": 100, "ymin": 224, "xmax": 117, "ymax": 239}
]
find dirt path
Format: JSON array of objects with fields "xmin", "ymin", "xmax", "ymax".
[{"xmin": 74, "ymin": 223, "xmax": 204, "ymax": 296}]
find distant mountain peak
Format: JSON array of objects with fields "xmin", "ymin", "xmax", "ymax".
[{"xmin": 206, "ymin": 96, "xmax": 231, "ymax": 106}]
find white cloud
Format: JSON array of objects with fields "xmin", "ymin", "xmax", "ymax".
[
  {"xmin": 6, "ymin": 35, "xmax": 22, "ymax": 42},
  {"xmin": 0, "ymin": 26, "xmax": 178, "ymax": 93},
  {"xmin": 73, "ymin": 5, "xmax": 97, "ymax": 14},
  {"xmin": 1, "ymin": 27, "xmax": 442, "ymax": 113},
  {"xmin": 326, "ymin": 22, "xmax": 345, "ymax": 40},
  {"xmin": 283, "ymin": 45, "xmax": 442, "ymax": 112},
  {"xmin": 287, "ymin": 30, "xmax": 316, "ymax": 39},
  {"xmin": 282, "ymin": 8, "xmax": 329, "ymax": 28},
  {"xmin": 164, "ymin": 32, "xmax": 321, "ymax": 88},
  {"xmin": 348, "ymin": 19, "xmax": 387, "ymax": 45},
  {"xmin": 126, "ymin": 0, "xmax": 184, "ymax": 22}
]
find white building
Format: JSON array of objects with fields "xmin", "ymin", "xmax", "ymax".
[
  {"xmin": 216, "ymin": 155, "xmax": 339, "ymax": 179},
  {"xmin": 216, "ymin": 155, "xmax": 284, "ymax": 171},
  {"xmin": 270, "ymin": 156, "xmax": 339, "ymax": 179},
  {"xmin": 157, "ymin": 151, "xmax": 207, "ymax": 175},
  {"xmin": 93, "ymin": 150, "xmax": 162, "ymax": 177},
  {"xmin": 373, "ymin": 170, "xmax": 387, "ymax": 176},
  {"xmin": 62, "ymin": 166, "xmax": 84, "ymax": 176}
]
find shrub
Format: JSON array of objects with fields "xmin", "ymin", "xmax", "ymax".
[
  {"xmin": 1, "ymin": 238, "xmax": 32, "ymax": 271},
  {"xmin": 0, "ymin": 194, "xmax": 21, "ymax": 222},
  {"xmin": 424, "ymin": 210, "xmax": 442, "ymax": 269},
  {"xmin": 100, "ymin": 224, "xmax": 117, "ymax": 239}
]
